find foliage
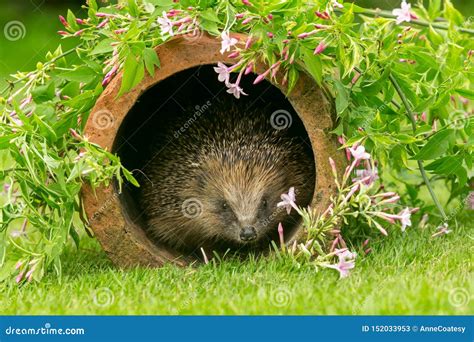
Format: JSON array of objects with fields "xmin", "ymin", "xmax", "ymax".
[{"xmin": 0, "ymin": 0, "xmax": 472, "ymax": 282}]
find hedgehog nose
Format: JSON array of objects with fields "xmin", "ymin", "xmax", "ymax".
[{"xmin": 240, "ymin": 226, "xmax": 257, "ymax": 241}]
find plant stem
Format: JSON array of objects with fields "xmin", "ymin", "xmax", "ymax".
[
  {"xmin": 0, "ymin": 46, "xmax": 79, "ymax": 95},
  {"xmin": 389, "ymin": 74, "xmax": 448, "ymax": 222},
  {"xmin": 343, "ymin": 8, "xmax": 474, "ymax": 35}
]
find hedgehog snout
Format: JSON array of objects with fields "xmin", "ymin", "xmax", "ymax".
[{"xmin": 239, "ymin": 226, "xmax": 257, "ymax": 242}]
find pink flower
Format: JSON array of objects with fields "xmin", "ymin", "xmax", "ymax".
[
  {"xmin": 225, "ymin": 67, "xmax": 247, "ymax": 99},
  {"xmin": 398, "ymin": 207, "xmax": 412, "ymax": 231},
  {"xmin": 278, "ymin": 222, "xmax": 285, "ymax": 248},
  {"xmin": 158, "ymin": 11, "xmax": 174, "ymax": 36},
  {"xmin": 420, "ymin": 112, "xmax": 427, "ymax": 122},
  {"xmin": 329, "ymin": 157, "xmax": 338, "ymax": 177},
  {"xmin": 59, "ymin": 15, "xmax": 68, "ymax": 27},
  {"xmin": 214, "ymin": 62, "xmax": 230, "ymax": 84},
  {"xmin": 431, "ymin": 223, "xmax": 451, "ymax": 238},
  {"xmin": 253, "ymin": 71, "xmax": 269, "ymax": 84},
  {"xmin": 377, "ymin": 194, "xmax": 400, "ymax": 205},
  {"xmin": 226, "ymin": 83, "xmax": 247, "ymax": 99},
  {"xmin": 16, "ymin": 271, "xmax": 25, "ymax": 284},
  {"xmin": 277, "ymin": 187, "xmax": 297, "ymax": 214},
  {"xmin": 349, "ymin": 145, "xmax": 370, "ymax": 161},
  {"xmin": 392, "ymin": 0, "xmax": 412, "ymax": 24},
  {"xmin": 244, "ymin": 63, "xmax": 253, "ymax": 75},
  {"xmin": 332, "ymin": 0, "xmax": 344, "ymax": 9},
  {"xmin": 313, "ymin": 41, "xmax": 327, "ymax": 55},
  {"xmin": 315, "ymin": 11, "xmax": 330, "ymax": 20},
  {"xmin": 467, "ymin": 192, "xmax": 474, "ymax": 210},
  {"xmin": 73, "ymin": 29, "xmax": 85, "ymax": 37},
  {"xmin": 419, "ymin": 213, "xmax": 429, "ymax": 229},
  {"xmin": 353, "ymin": 166, "xmax": 378, "ymax": 186},
  {"xmin": 102, "ymin": 64, "xmax": 119, "ymax": 87},
  {"xmin": 220, "ymin": 31, "xmax": 238, "ymax": 55},
  {"xmin": 97, "ymin": 19, "xmax": 108, "ymax": 28},
  {"xmin": 326, "ymin": 249, "xmax": 357, "ymax": 278},
  {"xmin": 245, "ymin": 36, "xmax": 253, "ymax": 49}
]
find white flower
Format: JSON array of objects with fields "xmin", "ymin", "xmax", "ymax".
[
  {"xmin": 332, "ymin": 0, "xmax": 344, "ymax": 9},
  {"xmin": 325, "ymin": 249, "xmax": 357, "ymax": 278},
  {"xmin": 157, "ymin": 11, "xmax": 174, "ymax": 36},
  {"xmin": 431, "ymin": 223, "xmax": 451, "ymax": 238},
  {"xmin": 220, "ymin": 31, "xmax": 238, "ymax": 55},
  {"xmin": 353, "ymin": 167, "xmax": 378, "ymax": 186},
  {"xmin": 213, "ymin": 62, "xmax": 230, "ymax": 84},
  {"xmin": 349, "ymin": 145, "xmax": 370, "ymax": 161},
  {"xmin": 277, "ymin": 187, "xmax": 297, "ymax": 214},
  {"xmin": 392, "ymin": 0, "xmax": 412, "ymax": 24},
  {"xmin": 398, "ymin": 207, "xmax": 412, "ymax": 231},
  {"xmin": 226, "ymin": 83, "xmax": 247, "ymax": 99}
]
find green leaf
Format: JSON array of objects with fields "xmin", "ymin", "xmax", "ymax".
[
  {"xmin": 90, "ymin": 39, "xmax": 116, "ymax": 55},
  {"xmin": 58, "ymin": 66, "xmax": 98, "ymax": 84},
  {"xmin": 31, "ymin": 82, "xmax": 56, "ymax": 103},
  {"xmin": 287, "ymin": 67, "xmax": 299, "ymax": 94},
  {"xmin": 425, "ymin": 155, "xmax": 467, "ymax": 185},
  {"xmin": 128, "ymin": 0, "xmax": 139, "ymax": 17},
  {"xmin": 200, "ymin": 8, "xmax": 221, "ymax": 23},
  {"xmin": 118, "ymin": 53, "xmax": 145, "ymax": 96},
  {"xmin": 66, "ymin": 9, "xmax": 79, "ymax": 30},
  {"xmin": 428, "ymin": 0, "xmax": 442, "ymax": 20},
  {"xmin": 455, "ymin": 88, "xmax": 474, "ymax": 100},
  {"xmin": 412, "ymin": 129, "xmax": 455, "ymax": 160},
  {"xmin": 332, "ymin": 79, "xmax": 349, "ymax": 115},
  {"xmin": 443, "ymin": 0, "xmax": 464, "ymax": 26},
  {"xmin": 143, "ymin": 48, "xmax": 160, "ymax": 77},
  {"xmin": 302, "ymin": 48, "xmax": 322, "ymax": 86}
]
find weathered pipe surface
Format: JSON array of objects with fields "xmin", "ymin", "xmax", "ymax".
[{"xmin": 81, "ymin": 33, "xmax": 344, "ymax": 268}]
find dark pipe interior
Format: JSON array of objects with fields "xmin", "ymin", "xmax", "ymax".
[{"xmin": 112, "ymin": 64, "xmax": 315, "ymax": 254}]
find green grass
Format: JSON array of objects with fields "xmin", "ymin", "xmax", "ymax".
[{"xmin": 0, "ymin": 218, "xmax": 472, "ymax": 315}]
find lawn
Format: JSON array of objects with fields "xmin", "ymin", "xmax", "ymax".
[{"xmin": 0, "ymin": 216, "xmax": 472, "ymax": 315}]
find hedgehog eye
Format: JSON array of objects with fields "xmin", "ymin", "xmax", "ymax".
[
  {"xmin": 262, "ymin": 198, "xmax": 268, "ymax": 208},
  {"xmin": 221, "ymin": 201, "xmax": 229, "ymax": 210}
]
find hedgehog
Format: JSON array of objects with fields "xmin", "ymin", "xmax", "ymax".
[{"xmin": 139, "ymin": 99, "xmax": 315, "ymax": 256}]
